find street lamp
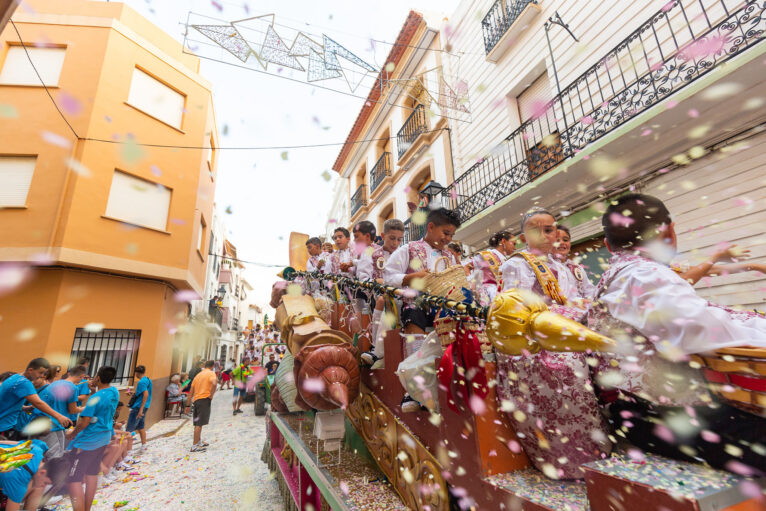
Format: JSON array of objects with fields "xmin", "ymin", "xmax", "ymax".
[{"xmin": 420, "ymin": 180, "xmax": 446, "ymax": 208}]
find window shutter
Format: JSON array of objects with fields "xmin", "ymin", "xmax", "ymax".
[
  {"xmin": 0, "ymin": 156, "xmax": 36, "ymax": 207},
  {"xmin": 126, "ymin": 68, "xmax": 185, "ymax": 129},
  {"xmin": 517, "ymin": 73, "xmax": 553, "ymax": 122},
  {"xmin": 105, "ymin": 170, "xmax": 171, "ymax": 231},
  {"xmin": 0, "ymin": 47, "xmax": 66, "ymax": 86}
]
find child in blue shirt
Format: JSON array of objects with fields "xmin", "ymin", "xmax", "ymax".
[
  {"xmin": 0, "ymin": 358, "xmax": 72, "ymax": 440},
  {"xmin": 126, "ymin": 365, "xmax": 152, "ymax": 450},
  {"xmin": 66, "ymin": 366, "xmax": 119, "ymax": 511},
  {"xmin": 30, "ymin": 365, "xmax": 87, "ymax": 460}
]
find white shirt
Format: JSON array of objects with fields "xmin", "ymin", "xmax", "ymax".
[
  {"xmin": 306, "ymin": 255, "xmax": 321, "ymax": 273},
  {"xmin": 384, "ymin": 242, "xmax": 456, "ymax": 287},
  {"xmin": 599, "ymin": 258, "xmax": 766, "ymax": 354},
  {"xmin": 500, "ymin": 251, "xmax": 582, "ymax": 302},
  {"xmin": 318, "ymin": 253, "xmax": 331, "ymax": 274},
  {"xmin": 354, "ymin": 245, "xmax": 376, "ymax": 281}
]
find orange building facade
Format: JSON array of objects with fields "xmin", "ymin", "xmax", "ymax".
[{"xmin": 0, "ymin": 0, "xmax": 219, "ymax": 424}]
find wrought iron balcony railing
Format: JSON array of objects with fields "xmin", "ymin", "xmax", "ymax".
[
  {"xmin": 350, "ymin": 184, "xmax": 367, "ymax": 217},
  {"xmin": 397, "ymin": 104, "xmax": 429, "ymax": 159},
  {"xmin": 369, "ymin": 152, "xmax": 392, "ymax": 193},
  {"xmin": 208, "ymin": 306, "xmax": 223, "ymax": 327},
  {"xmin": 403, "ymin": 211, "xmax": 428, "ymax": 243},
  {"xmin": 444, "ymin": 0, "xmax": 765, "ymax": 223},
  {"xmin": 482, "ymin": 0, "xmax": 537, "ymax": 54}
]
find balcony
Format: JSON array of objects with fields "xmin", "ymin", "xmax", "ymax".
[
  {"xmin": 403, "ymin": 213, "xmax": 427, "ymax": 243},
  {"xmin": 444, "ymin": 0, "xmax": 766, "ymax": 226},
  {"xmin": 350, "ymin": 184, "xmax": 367, "ymax": 217},
  {"xmin": 208, "ymin": 306, "xmax": 223, "ymax": 327},
  {"xmin": 397, "ymin": 104, "xmax": 428, "ymax": 159},
  {"xmin": 369, "ymin": 152, "xmax": 392, "ymax": 194},
  {"xmin": 482, "ymin": 0, "xmax": 539, "ymax": 58}
]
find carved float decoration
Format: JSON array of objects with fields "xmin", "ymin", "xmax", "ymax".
[{"xmin": 273, "ymin": 294, "xmax": 361, "ymax": 410}]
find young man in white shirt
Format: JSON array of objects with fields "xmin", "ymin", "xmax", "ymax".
[{"xmin": 590, "ymin": 193, "xmax": 766, "ymax": 475}]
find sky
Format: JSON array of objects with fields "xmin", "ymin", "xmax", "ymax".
[{"xmin": 120, "ymin": 0, "xmax": 459, "ymax": 316}]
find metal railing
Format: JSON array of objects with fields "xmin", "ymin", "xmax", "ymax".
[
  {"xmin": 369, "ymin": 152, "xmax": 392, "ymax": 193},
  {"xmin": 208, "ymin": 306, "xmax": 223, "ymax": 327},
  {"xmin": 397, "ymin": 104, "xmax": 429, "ymax": 159},
  {"xmin": 403, "ymin": 211, "xmax": 427, "ymax": 243},
  {"xmin": 482, "ymin": 0, "xmax": 537, "ymax": 54},
  {"xmin": 350, "ymin": 184, "xmax": 367, "ymax": 216},
  {"xmin": 444, "ymin": 0, "xmax": 764, "ymax": 223}
]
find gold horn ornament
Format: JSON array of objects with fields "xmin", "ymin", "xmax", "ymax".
[{"xmin": 486, "ymin": 289, "xmax": 618, "ymax": 356}]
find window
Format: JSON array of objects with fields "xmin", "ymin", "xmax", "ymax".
[
  {"xmin": 70, "ymin": 328, "xmax": 141, "ymax": 386},
  {"xmin": 0, "ymin": 156, "xmax": 36, "ymax": 207},
  {"xmin": 126, "ymin": 68, "xmax": 185, "ymax": 129},
  {"xmin": 197, "ymin": 217, "xmax": 206, "ymax": 254},
  {"xmin": 105, "ymin": 170, "xmax": 171, "ymax": 231},
  {"xmin": 207, "ymin": 135, "xmax": 214, "ymax": 169},
  {"xmin": 0, "ymin": 46, "xmax": 66, "ymax": 86},
  {"xmin": 517, "ymin": 74, "xmax": 563, "ymax": 177}
]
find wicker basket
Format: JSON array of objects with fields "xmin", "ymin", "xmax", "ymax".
[
  {"xmin": 691, "ymin": 347, "xmax": 766, "ymax": 417},
  {"xmin": 434, "ymin": 317, "xmax": 457, "ymax": 346},
  {"xmin": 433, "ymin": 316, "xmax": 492, "ymax": 353},
  {"xmin": 422, "ymin": 256, "xmax": 469, "ymax": 302}
]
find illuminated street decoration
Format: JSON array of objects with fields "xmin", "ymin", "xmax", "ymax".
[{"xmin": 192, "ymin": 15, "xmax": 376, "ymax": 91}]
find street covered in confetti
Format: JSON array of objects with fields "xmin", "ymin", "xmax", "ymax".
[{"xmin": 2, "ymin": 0, "xmax": 766, "ymax": 510}]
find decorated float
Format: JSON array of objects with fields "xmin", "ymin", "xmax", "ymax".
[{"xmin": 260, "ymin": 248, "xmax": 766, "ymax": 511}]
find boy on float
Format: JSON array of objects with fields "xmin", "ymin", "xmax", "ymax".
[
  {"xmin": 495, "ymin": 208, "xmax": 611, "ymax": 479},
  {"xmin": 360, "ymin": 219, "xmax": 405, "ymax": 367},
  {"xmin": 471, "ymin": 230, "xmax": 516, "ymax": 306},
  {"xmin": 589, "ymin": 193, "xmax": 766, "ymax": 475},
  {"xmin": 384, "ymin": 208, "xmax": 460, "ymax": 412},
  {"xmin": 348, "ymin": 221, "xmax": 378, "ymax": 333},
  {"xmin": 554, "ymin": 225, "xmax": 597, "ymax": 300},
  {"xmin": 330, "ymin": 227, "xmax": 354, "ymax": 277},
  {"xmin": 305, "ymin": 237, "xmax": 325, "ymax": 273}
]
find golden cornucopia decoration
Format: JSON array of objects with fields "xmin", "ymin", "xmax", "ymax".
[{"xmin": 486, "ymin": 289, "xmax": 618, "ymax": 355}]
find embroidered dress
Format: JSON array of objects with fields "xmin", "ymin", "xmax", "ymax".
[
  {"xmin": 383, "ymin": 239, "xmax": 455, "ymax": 287},
  {"xmin": 587, "ymin": 251, "xmax": 766, "ymax": 407},
  {"xmin": 496, "ymin": 349, "xmax": 612, "ymax": 479},
  {"xmin": 495, "ymin": 252, "xmax": 611, "ymax": 479}
]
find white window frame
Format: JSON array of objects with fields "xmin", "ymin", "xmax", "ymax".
[
  {"xmin": 0, "ymin": 156, "xmax": 36, "ymax": 207},
  {"xmin": 126, "ymin": 67, "xmax": 185, "ymax": 130},
  {"xmin": 0, "ymin": 45, "xmax": 66, "ymax": 87}
]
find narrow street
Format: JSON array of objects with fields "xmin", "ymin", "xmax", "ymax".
[{"xmin": 57, "ymin": 389, "xmax": 283, "ymax": 511}]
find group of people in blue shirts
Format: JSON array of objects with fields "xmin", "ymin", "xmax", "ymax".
[{"xmin": 0, "ymin": 357, "xmax": 141, "ymax": 511}]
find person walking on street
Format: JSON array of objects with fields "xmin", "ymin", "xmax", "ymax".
[
  {"xmin": 189, "ymin": 360, "xmax": 217, "ymax": 453},
  {"xmin": 230, "ymin": 358, "xmax": 251, "ymax": 416},
  {"xmin": 126, "ymin": 365, "xmax": 152, "ymax": 452}
]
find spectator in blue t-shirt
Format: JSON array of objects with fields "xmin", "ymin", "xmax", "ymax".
[
  {"xmin": 66, "ymin": 365, "xmax": 119, "ymax": 511},
  {"xmin": 0, "ymin": 438, "xmax": 49, "ymax": 511},
  {"xmin": 31, "ymin": 365, "xmax": 87, "ymax": 460},
  {"xmin": 0, "ymin": 358, "xmax": 73, "ymax": 440},
  {"xmin": 126, "ymin": 365, "xmax": 152, "ymax": 450}
]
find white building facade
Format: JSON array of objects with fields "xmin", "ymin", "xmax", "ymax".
[
  {"xmin": 440, "ymin": 0, "xmax": 766, "ymax": 310},
  {"xmin": 332, "ymin": 11, "xmax": 459, "ymax": 242}
]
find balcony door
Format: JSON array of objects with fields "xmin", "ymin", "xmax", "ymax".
[{"xmin": 517, "ymin": 73, "xmax": 563, "ymax": 178}]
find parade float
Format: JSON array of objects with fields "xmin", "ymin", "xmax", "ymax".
[{"xmin": 260, "ymin": 253, "xmax": 766, "ymax": 511}]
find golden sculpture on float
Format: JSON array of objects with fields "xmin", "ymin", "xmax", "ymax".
[{"xmin": 486, "ymin": 289, "xmax": 618, "ymax": 355}]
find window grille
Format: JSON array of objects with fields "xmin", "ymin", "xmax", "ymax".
[{"xmin": 70, "ymin": 328, "xmax": 141, "ymax": 386}]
